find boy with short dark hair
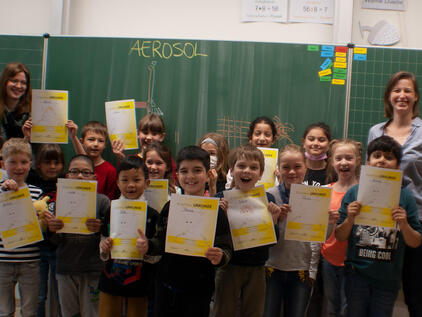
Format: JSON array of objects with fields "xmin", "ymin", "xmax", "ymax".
[
  {"xmin": 98, "ymin": 155, "xmax": 160, "ymax": 317},
  {"xmin": 212, "ymin": 144, "xmax": 281, "ymax": 317},
  {"xmin": 335, "ymin": 135, "xmax": 422, "ymax": 317},
  {"xmin": 0, "ymin": 138, "xmax": 43, "ymax": 317},
  {"xmin": 137, "ymin": 145, "xmax": 232, "ymax": 317},
  {"xmin": 45, "ymin": 154, "xmax": 110, "ymax": 317},
  {"xmin": 71, "ymin": 120, "xmax": 118, "ymax": 200}
]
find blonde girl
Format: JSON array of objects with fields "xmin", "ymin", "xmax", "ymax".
[
  {"xmin": 321, "ymin": 139, "xmax": 362, "ymax": 317},
  {"xmin": 264, "ymin": 144, "xmax": 320, "ymax": 317}
]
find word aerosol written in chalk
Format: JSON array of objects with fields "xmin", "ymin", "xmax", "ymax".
[{"xmin": 129, "ymin": 40, "xmax": 208, "ymax": 59}]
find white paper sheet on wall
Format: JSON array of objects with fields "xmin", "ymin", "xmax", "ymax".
[
  {"xmin": 241, "ymin": 0, "xmax": 288, "ymax": 22},
  {"xmin": 288, "ymin": 0, "xmax": 334, "ymax": 24},
  {"xmin": 362, "ymin": 0, "xmax": 405, "ymax": 11}
]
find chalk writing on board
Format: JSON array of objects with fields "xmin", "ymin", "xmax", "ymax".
[
  {"xmin": 146, "ymin": 61, "xmax": 163, "ymax": 115},
  {"xmin": 129, "ymin": 40, "xmax": 208, "ymax": 59},
  {"xmin": 217, "ymin": 115, "xmax": 294, "ymax": 148},
  {"xmin": 273, "ymin": 115, "xmax": 295, "ymax": 144}
]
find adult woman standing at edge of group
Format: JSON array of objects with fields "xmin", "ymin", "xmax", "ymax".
[
  {"xmin": 367, "ymin": 71, "xmax": 422, "ymax": 317},
  {"xmin": 0, "ymin": 62, "xmax": 32, "ymax": 141}
]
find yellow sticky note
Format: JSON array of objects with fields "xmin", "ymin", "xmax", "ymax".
[
  {"xmin": 335, "ymin": 52, "xmax": 346, "ymax": 57},
  {"xmin": 335, "ymin": 57, "xmax": 347, "ymax": 63},
  {"xmin": 334, "ymin": 62, "xmax": 347, "ymax": 69},
  {"xmin": 354, "ymin": 47, "xmax": 367, "ymax": 54},
  {"xmin": 332, "ymin": 79, "xmax": 345, "ymax": 85},
  {"xmin": 318, "ymin": 69, "xmax": 332, "ymax": 77}
]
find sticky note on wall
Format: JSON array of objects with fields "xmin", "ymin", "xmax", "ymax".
[
  {"xmin": 308, "ymin": 45, "xmax": 319, "ymax": 51},
  {"xmin": 320, "ymin": 58, "xmax": 332, "ymax": 70},
  {"xmin": 354, "ymin": 47, "xmax": 367, "ymax": 54},
  {"xmin": 334, "ymin": 62, "xmax": 347, "ymax": 68},
  {"xmin": 354, "ymin": 54, "xmax": 367, "ymax": 61},
  {"xmin": 319, "ymin": 68, "xmax": 332, "ymax": 77},
  {"xmin": 332, "ymin": 79, "xmax": 345, "ymax": 85}
]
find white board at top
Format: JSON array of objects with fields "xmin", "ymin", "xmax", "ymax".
[
  {"xmin": 241, "ymin": 0, "xmax": 287, "ymax": 22},
  {"xmin": 362, "ymin": 0, "xmax": 406, "ymax": 11}
]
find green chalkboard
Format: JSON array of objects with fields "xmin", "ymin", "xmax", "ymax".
[
  {"xmin": 45, "ymin": 37, "xmax": 347, "ymax": 162},
  {"xmin": 0, "ymin": 35, "xmax": 44, "ymax": 89},
  {"xmin": 348, "ymin": 47, "xmax": 422, "ymax": 149}
]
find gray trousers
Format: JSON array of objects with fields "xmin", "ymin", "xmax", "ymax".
[{"xmin": 56, "ymin": 273, "xmax": 100, "ymax": 317}]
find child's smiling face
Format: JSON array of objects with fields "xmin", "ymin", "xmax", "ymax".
[
  {"xmin": 117, "ymin": 168, "xmax": 149, "ymax": 200},
  {"xmin": 81, "ymin": 131, "xmax": 106, "ymax": 160},
  {"xmin": 303, "ymin": 128, "xmax": 329, "ymax": 157},
  {"xmin": 232, "ymin": 157, "xmax": 262, "ymax": 192},
  {"xmin": 249, "ymin": 122, "xmax": 275, "ymax": 148},
  {"xmin": 2, "ymin": 152, "xmax": 31, "ymax": 186},
  {"xmin": 177, "ymin": 160, "xmax": 208, "ymax": 196},
  {"xmin": 367, "ymin": 150, "xmax": 399, "ymax": 170},
  {"xmin": 138, "ymin": 129, "xmax": 165, "ymax": 149},
  {"xmin": 145, "ymin": 150, "xmax": 168, "ymax": 179}
]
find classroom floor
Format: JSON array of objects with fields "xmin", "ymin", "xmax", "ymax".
[{"xmin": 13, "ymin": 288, "xmax": 409, "ymax": 317}]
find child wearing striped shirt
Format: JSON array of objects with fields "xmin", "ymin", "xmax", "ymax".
[{"xmin": 0, "ymin": 138, "xmax": 43, "ymax": 317}]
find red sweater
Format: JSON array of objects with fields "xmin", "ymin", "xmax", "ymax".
[{"xmin": 95, "ymin": 161, "xmax": 118, "ymax": 200}]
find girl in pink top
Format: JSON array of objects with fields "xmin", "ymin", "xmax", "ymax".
[{"xmin": 321, "ymin": 139, "xmax": 362, "ymax": 317}]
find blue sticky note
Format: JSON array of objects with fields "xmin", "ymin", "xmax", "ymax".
[
  {"xmin": 320, "ymin": 58, "xmax": 332, "ymax": 70},
  {"xmin": 321, "ymin": 45, "xmax": 335, "ymax": 52},
  {"xmin": 354, "ymin": 54, "xmax": 367, "ymax": 61},
  {"xmin": 321, "ymin": 51, "xmax": 334, "ymax": 58}
]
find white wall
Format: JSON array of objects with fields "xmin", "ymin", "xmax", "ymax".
[
  {"xmin": 352, "ymin": 0, "xmax": 422, "ymax": 48},
  {"xmin": 0, "ymin": 0, "xmax": 421, "ymax": 49}
]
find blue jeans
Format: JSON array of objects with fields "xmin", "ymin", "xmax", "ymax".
[
  {"xmin": 344, "ymin": 267, "xmax": 398, "ymax": 317},
  {"xmin": 37, "ymin": 249, "xmax": 61, "ymax": 317},
  {"xmin": 263, "ymin": 269, "xmax": 312, "ymax": 317},
  {"xmin": 322, "ymin": 257, "xmax": 346, "ymax": 317}
]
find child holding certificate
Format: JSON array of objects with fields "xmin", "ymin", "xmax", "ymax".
[
  {"xmin": 27, "ymin": 144, "xmax": 66, "ymax": 317},
  {"xmin": 45, "ymin": 154, "xmax": 110, "ymax": 317},
  {"xmin": 137, "ymin": 146, "xmax": 232, "ymax": 317},
  {"xmin": 225, "ymin": 116, "xmax": 278, "ymax": 189},
  {"xmin": 213, "ymin": 144, "xmax": 281, "ymax": 317},
  {"xmin": 263, "ymin": 144, "xmax": 320, "ymax": 317},
  {"xmin": 98, "ymin": 155, "xmax": 160, "ymax": 317},
  {"xmin": 70, "ymin": 121, "xmax": 118, "ymax": 201},
  {"xmin": 0, "ymin": 138, "xmax": 43, "ymax": 317},
  {"xmin": 321, "ymin": 139, "xmax": 362, "ymax": 317},
  {"xmin": 335, "ymin": 136, "xmax": 422, "ymax": 317},
  {"xmin": 144, "ymin": 142, "xmax": 178, "ymax": 195}
]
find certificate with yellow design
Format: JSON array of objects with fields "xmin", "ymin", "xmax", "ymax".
[
  {"xmin": 356, "ymin": 166, "xmax": 402, "ymax": 228},
  {"xmin": 0, "ymin": 187, "xmax": 43, "ymax": 249},
  {"xmin": 257, "ymin": 147, "xmax": 278, "ymax": 190},
  {"xmin": 110, "ymin": 199, "xmax": 147, "ymax": 260},
  {"xmin": 56, "ymin": 179, "xmax": 97, "ymax": 234},
  {"xmin": 144, "ymin": 179, "xmax": 168, "ymax": 213},
  {"xmin": 285, "ymin": 184, "xmax": 331, "ymax": 242},
  {"xmin": 224, "ymin": 185, "xmax": 276, "ymax": 250},
  {"xmin": 105, "ymin": 99, "xmax": 138, "ymax": 150},
  {"xmin": 31, "ymin": 90, "xmax": 68, "ymax": 144},
  {"xmin": 165, "ymin": 194, "xmax": 219, "ymax": 257}
]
